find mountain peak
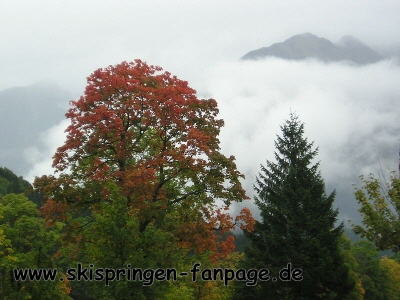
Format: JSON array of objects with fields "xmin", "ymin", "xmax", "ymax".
[
  {"xmin": 288, "ymin": 32, "xmax": 320, "ymax": 40},
  {"xmin": 338, "ymin": 35, "xmax": 359, "ymax": 44},
  {"xmin": 241, "ymin": 33, "xmax": 383, "ymax": 64}
]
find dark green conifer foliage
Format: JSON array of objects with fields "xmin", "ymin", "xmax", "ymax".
[
  {"xmin": 0, "ymin": 167, "xmax": 44, "ymax": 206},
  {"xmin": 235, "ymin": 114, "xmax": 355, "ymax": 299}
]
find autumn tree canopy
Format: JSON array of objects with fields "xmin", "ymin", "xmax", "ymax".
[{"xmin": 35, "ymin": 59, "xmax": 252, "ymax": 262}]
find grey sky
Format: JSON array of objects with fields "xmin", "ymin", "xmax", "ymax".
[
  {"xmin": 2, "ymin": 0, "xmax": 400, "ymax": 223},
  {"xmin": 2, "ymin": 0, "xmax": 400, "ymax": 93}
]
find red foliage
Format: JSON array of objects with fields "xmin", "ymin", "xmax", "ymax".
[
  {"xmin": 35, "ymin": 59, "xmax": 253, "ymax": 261},
  {"xmin": 53, "ymin": 60, "xmax": 223, "ymax": 186},
  {"xmin": 177, "ymin": 206, "xmax": 255, "ymax": 261},
  {"xmin": 40, "ymin": 199, "xmax": 69, "ymax": 226},
  {"xmin": 235, "ymin": 207, "xmax": 255, "ymax": 232}
]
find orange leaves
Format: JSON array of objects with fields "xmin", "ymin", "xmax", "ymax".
[
  {"xmin": 40, "ymin": 199, "xmax": 69, "ymax": 226},
  {"xmin": 122, "ymin": 165, "xmax": 158, "ymax": 203},
  {"xmin": 235, "ymin": 207, "xmax": 255, "ymax": 232},
  {"xmin": 58, "ymin": 274, "xmax": 71, "ymax": 295},
  {"xmin": 177, "ymin": 205, "xmax": 255, "ymax": 262}
]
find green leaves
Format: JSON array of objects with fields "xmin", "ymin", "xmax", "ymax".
[
  {"xmin": 353, "ymin": 173, "xmax": 400, "ymax": 253},
  {"xmin": 0, "ymin": 193, "xmax": 70, "ymax": 299}
]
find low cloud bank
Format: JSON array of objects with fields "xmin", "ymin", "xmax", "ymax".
[
  {"xmin": 24, "ymin": 119, "xmax": 69, "ymax": 183},
  {"xmin": 198, "ymin": 58, "xmax": 400, "ymax": 223}
]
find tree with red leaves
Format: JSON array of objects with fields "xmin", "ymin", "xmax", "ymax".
[{"xmin": 34, "ymin": 60, "xmax": 253, "ymax": 285}]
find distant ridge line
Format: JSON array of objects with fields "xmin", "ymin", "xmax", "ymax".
[{"xmin": 241, "ymin": 33, "xmax": 383, "ymax": 65}]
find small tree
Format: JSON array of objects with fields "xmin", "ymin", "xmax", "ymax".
[
  {"xmin": 353, "ymin": 173, "xmax": 400, "ymax": 253},
  {"xmin": 236, "ymin": 113, "xmax": 354, "ymax": 299}
]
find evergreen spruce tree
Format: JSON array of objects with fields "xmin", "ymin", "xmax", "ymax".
[{"xmin": 234, "ymin": 114, "xmax": 355, "ymax": 299}]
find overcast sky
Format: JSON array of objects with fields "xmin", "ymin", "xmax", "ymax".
[
  {"xmin": 2, "ymin": 0, "xmax": 400, "ymax": 223},
  {"xmin": 2, "ymin": 0, "xmax": 400, "ymax": 94}
]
